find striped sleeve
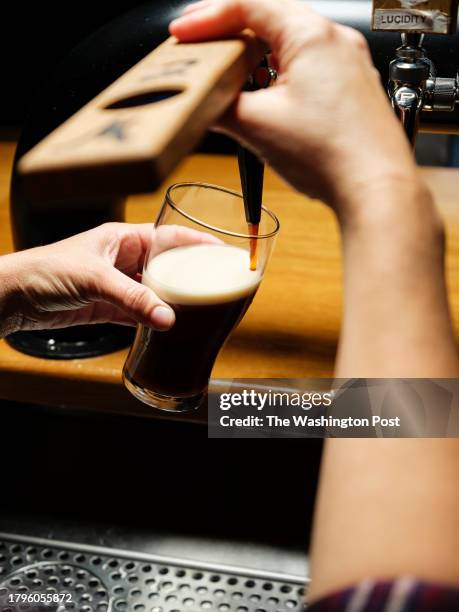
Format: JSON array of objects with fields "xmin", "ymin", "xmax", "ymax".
[{"xmin": 300, "ymin": 578, "xmax": 459, "ymax": 611}]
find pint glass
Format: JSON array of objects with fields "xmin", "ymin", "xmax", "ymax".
[{"xmin": 123, "ymin": 182, "xmax": 279, "ymax": 412}]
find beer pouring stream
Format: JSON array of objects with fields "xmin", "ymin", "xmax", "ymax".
[
  {"xmin": 237, "ymin": 60, "xmax": 275, "ymax": 271},
  {"xmin": 238, "ymin": 146, "xmax": 263, "ymax": 271}
]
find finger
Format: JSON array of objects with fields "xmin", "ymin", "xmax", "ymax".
[
  {"xmin": 92, "ymin": 222, "xmax": 155, "ymax": 275},
  {"xmin": 215, "ymin": 88, "xmax": 282, "ymax": 150},
  {"xmin": 335, "ymin": 24, "xmax": 372, "ymax": 63},
  {"xmin": 118, "ymin": 223, "xmax": 156, "ymax": 255},
  {"xmin": 170, "ymin": 0, "xmax": 310, "ymax": 56},
  {"xmin": 115, "ymin": 222, "xmax": 221, "ymax": 253},
  {"xmin": 113, "ymin": 223, "xmax": 156, "ymax": 274},
  {"xmin": 151, "ymin": 224, "xmax": 222, "ymax": 257},
  {"xmin": 100, "ymin": 223, "xmax": 221, "ymax": 276},
  {"xmin": 98, "ymin": 268, "xmax": 176, "ymax": 331},
  {"xmin": 106, "ymin": 221, "xmax": 154, "ymax": 256}
]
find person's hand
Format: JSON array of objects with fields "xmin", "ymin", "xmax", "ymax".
[
  {"xmin": 0, "ymin": 222, "xmax": 218, "ymax": 337},
  {"xmin": 170, "ymin": 0, "xmax": 422, "ymax": 220}
]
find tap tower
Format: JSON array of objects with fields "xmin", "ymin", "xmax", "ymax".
[{"xmin": 372, "ymin": 0, "xmax": 459, "ymax": 144}]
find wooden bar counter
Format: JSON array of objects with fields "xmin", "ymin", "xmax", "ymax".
[{"xmin": 1, "ymin": 141, "xmax": 459, "ymax": 421}]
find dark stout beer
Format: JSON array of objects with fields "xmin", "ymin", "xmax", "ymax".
[{"xmin": 123, "ymin": 244, "xmax": 261, "ymax": 403}]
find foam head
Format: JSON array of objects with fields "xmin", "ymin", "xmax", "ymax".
[{"xmin": 143, "ymin": 244, "xmax": 262, "ymax": 305}]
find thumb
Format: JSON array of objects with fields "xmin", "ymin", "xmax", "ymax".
[{"xmin": 98, "ymin": 268, "xmax": 175, "ymax": 331}]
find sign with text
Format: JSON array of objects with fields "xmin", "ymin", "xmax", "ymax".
[
  {"xmin": 208, "ymin": 379, "xmax": 458, "ymax": 438},
  {"xmin": 371, "ymin": 0, "xmax": 457, "ymax": 33}
]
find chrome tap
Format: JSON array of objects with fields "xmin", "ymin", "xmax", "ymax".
[
  {"xmin": 388, "ymin": 32, "xmax": 459, "ymax": 145},
  {"xmin": 388, "ymin": 34, "xmax": 430, "ymax": 145},
  {"xmin": 373, "ymin": 0, "xmax": 459, "ymax": 146}
]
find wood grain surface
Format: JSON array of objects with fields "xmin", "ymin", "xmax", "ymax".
[{"xmin": 1, "ymin": 142, "xmax": 459, "ymax": 420}]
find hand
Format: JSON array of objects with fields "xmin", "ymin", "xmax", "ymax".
[
  {"xmin": 170, "ymin": 0, "xmax": 421, "ymax": 218},
  {"xmin": 0, "ymin": 222, "xmax": 218, "ymax": 337}
]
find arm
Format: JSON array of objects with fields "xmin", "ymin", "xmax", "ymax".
[
  {"xmin": 310, "ymin": 437, "xmax": 459, "ymax": 601},
  {"xmin": 337, "ymin": 180, "xmax": 459, "ymax": 378},
  {"xmin": 312, "ymin": 121, "xmax": 459, "ymax": 601},
  {"xmin": 171, "ymin": 0, "xmax": 459, "ymax": 603},
  {"xmin": 310, "ymin": 182, "xmax": 459, "ymax": 601}
]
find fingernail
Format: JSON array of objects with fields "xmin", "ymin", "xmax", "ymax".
[{"xmin": 153, "ymin": 305, "xmax": 175, "ymax": 330}]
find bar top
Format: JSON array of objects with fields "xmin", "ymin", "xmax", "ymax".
[{"xmin": 1, "ymin": 142, "xmax": 459, "ymax": 420}]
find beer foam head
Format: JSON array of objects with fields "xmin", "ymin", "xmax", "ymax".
[{"xmin": 143, "ymin": 244, "xmax": 261, "ymax": 305}]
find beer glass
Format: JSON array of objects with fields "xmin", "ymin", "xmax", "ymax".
[{"xmin": 123, "ymin": 182, "xmax": 279, "ymax": 412}]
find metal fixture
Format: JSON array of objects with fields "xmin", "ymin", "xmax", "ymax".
[
  {"xmin": 388, "ymin": 32, "xmax": 459, "ymax": 144},
  {"xmin": 0, "ymin": 533, "xmax": 308, "ymax": 612}
]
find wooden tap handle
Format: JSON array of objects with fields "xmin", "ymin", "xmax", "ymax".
[{"xmin": 18, "ymin": 34, "xmax": 263, "ymax": 201}]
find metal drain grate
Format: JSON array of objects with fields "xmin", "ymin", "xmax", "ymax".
[{"xmin": 0, "ymin": 533, "xmax": 307, "ymax": 612}]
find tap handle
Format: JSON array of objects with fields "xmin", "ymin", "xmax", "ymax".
[{"xmin": 17, "ymin": 35, "xmax": 264, "ymax": 202}]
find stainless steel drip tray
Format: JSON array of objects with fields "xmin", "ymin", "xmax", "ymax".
[{"xmin": 0, "ymin": 533, "xmax": 307, "ymax": 612}]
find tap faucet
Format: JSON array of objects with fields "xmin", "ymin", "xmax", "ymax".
[
  {"xmin": 388, "ymin": 32, "xmax": 459, "ymax": 145},
  {"xmin": 388, "ymin": 34, "xmax": 430, "ymax": 145},
  {"xmin": 373, "ymin": 0, "xmax": 459, "ymax": 146}
]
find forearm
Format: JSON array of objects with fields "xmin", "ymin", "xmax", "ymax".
[
  {"xmin": 309, "ymin": 180, "xmax": 459, "ymax": 602},
  {"xmin": 335, "ymin": 178, "xmax": 459, "ymax": 378},
  {"xmin": 309, "ymin": 438, "xmax": 459, "ymax": 601}
]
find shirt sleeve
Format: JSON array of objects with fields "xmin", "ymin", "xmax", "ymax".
[{"xmin": 299, "ymin": 578, "xmax": 459, "ymax": 611}]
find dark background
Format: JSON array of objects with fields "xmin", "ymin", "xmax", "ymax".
[{"xmin": 2, "ymin": 1, "xmax": 156, "ymax": 129}]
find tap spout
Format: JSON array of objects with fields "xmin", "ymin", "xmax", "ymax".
[
  {"xmin": 392, "ymin": 85, "xmax": 423, "ymax": 146},
  {"xmin": 388, "ymin": 35, "xmax": 431, "ymax": 147}
]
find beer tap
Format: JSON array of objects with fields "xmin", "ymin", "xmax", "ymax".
[
  {"xmin": 373, "ymin": 0, "xmax": 459, "ymax": 146},
  {"xmin": 388, "ymin": 33, "xmax": 430, "ymax": 145}
]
